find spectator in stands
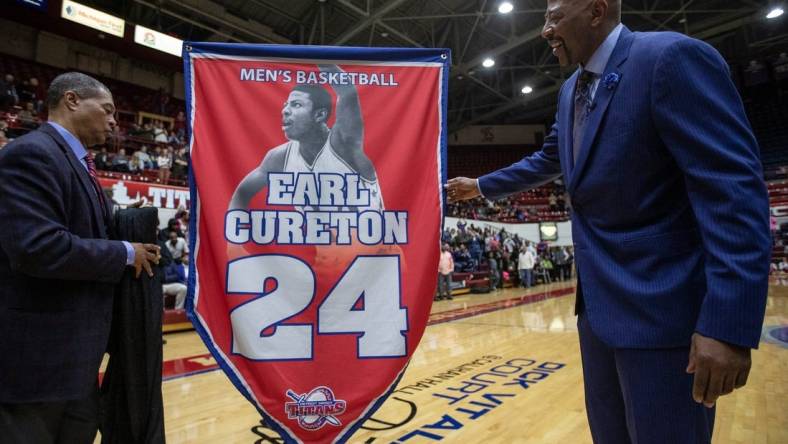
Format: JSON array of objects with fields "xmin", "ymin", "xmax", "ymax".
[
  {"xmin": 457, "ymin": 218, "xmax": 467, "ymax": 233},
  {"xmin": 525, "ymin": 240, "xmax": 536, "ymax": 257},
  {"xmin": 436, "ymin": 243, "xmax": 454, "ymax": 301},
  {"xmin": 175, "ymin": 208, "xmax": 190, "ymax": 240},
  {"xmin": 127, "ymin": 122, "xmax": 145, "ymax": 138},
  {"xmin": 140, "ymin": 122, "xmax": 155, "ymax": 141},
  {"xmin": 17, "ymin": 102, "xmax": 37, "ymax": 129},
  {"xmin": 487, "ymin": 252, "xmax": 501, "ymax": 289},
  {"xmin": 29, "ymin": 77, "xmax": 46, "ymax": 113},
  {"xmin": 454, "ymin": 244, "xmax": 473, "ymax": 272},
  {"xmin": 0, "ymin": 74, "xmax": 19, "ymax": 110},
  {"xmin": 158, "ymin": 90, "xmax": 171, "ymax": 115},
  {"xmin": 173, "ymin": 110, "xmax": 186, "ymax": 139},
  {"xmin": 158, "ymin": 218, "xmax": 184, "ymax": 242},
  {"xmin": 518, "ymin": 246, "xmax": 536, "ymax": 288},
  {"xmin": 18, "ymin": 77, "xmax": 44, "ymax": 110},
  {"xmin": 503, "ymin": 235, "xmax": 516, "ymax": 255},
  {"xmin": 162, "ymin": 253, "xmax": 187, "ymax": 310},
  {"xmin": 167, "ymin": 130, "xmax": 181, "ymax": 146},
  {"xmin": 552, "ymin": 246, "xmax": 567, "ymax": 281},
  {"xmin": 172, "ymin": 146, "xmax": 189, "ymax": 179},
  {"xmin": 549, "ymin": 192, "xmax": 558, "ymax": 211},
  {"xmin": 95, "ymin": 146, "xmax": 110, "ymax": 171},
  {"xmin": 153, "ymin": 121, "xmax": 168, "ymax": 143},
  {"xmin": 112, "ymin": 148, "xmax": 130, "ymax": 172},
  {"xmin": 127, "ymin": 156, "xmax": 143, "ymax": 174},
  {"xmin": 469, "ymin": 234, "xmax": 483, "ymax": 265},
  {"xmin": 539, "ymin": 254, "xmax": 553, "ymax": 284},
  {"xmin": 165, "ymin": 230, "xmax": 189, "ymax": 263},
  {"xmin": 157, "ymin": 146, "xmax": 173, "ymax": 184},
  {"xmin": 134, "ymin": 145, "xmax": 153, "ymax": 170}
]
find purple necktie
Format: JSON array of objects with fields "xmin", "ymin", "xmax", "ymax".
[{"xmin": 84, "ymin": 151, "xmax": 107, "ymax": 215}]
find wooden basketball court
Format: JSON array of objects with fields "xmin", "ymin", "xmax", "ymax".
[{"xmin": 151, "ymin": 280, "xmax": 787, "ymax": 443}]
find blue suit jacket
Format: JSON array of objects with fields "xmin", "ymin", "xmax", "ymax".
[
  {"xmin": 0, "ymin": 123, "xmax": 128, "ymax": 402},
  {"xmin": 479, "ymin": 27, "xmax": 770, "ymax": 349}
]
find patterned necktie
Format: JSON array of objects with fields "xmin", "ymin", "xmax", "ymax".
[
  {"xmin": 84, "ymin": 151, "xmax": 107, "ymax": 215},
  {"xmin": 573, "ymin": 70, "xmax": 596, "ymax": 165}
]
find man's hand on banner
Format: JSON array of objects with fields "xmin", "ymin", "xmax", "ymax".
[{"xmin": 446, "ymin": 177, "xmax": 482, "ymax": 203}]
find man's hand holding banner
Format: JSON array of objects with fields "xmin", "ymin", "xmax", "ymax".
[{"xmin": 184, "ymin": 43, "xmax": 450, "ymax": 443}]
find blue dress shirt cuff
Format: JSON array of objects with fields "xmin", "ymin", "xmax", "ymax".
[
  {"xmin": 475, "ymin": 179, "xmax": 485, "ymax": 199},
  {"xmin": 122, "ymin": 241, "xmax": 135, "ymax": 266}
]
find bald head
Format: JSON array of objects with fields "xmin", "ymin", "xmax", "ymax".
[{"xmin": 542, "ymin": 0, "xmax": 622, "ymax": 67}]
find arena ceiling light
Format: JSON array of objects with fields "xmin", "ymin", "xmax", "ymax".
[
  {"xmin": 766, "ymin": 7, "xmax": 784, "ymax": 19},
  {"xmin": 521, "ymin": 85, "xmax": 534, "ymax": 94},
  {"xmin": 498, "ymin": 2, "xmax": 514, "ymax": 14},
  {"xmin": 482, "ymin": 58, "xmax": 496, "ymax": 68}
]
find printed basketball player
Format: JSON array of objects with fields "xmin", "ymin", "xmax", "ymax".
[
  {"xmin": 229, "ymin": 64, "xmax": 384, "ymax": 213},
  {"xmin": 228, "ymin": 64, "xmax": 396, "ymax": 272}
]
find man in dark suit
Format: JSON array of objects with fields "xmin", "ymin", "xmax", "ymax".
[
  {"xmin": 0, "ymin": 72, "xmax": 161, "ymax": 443},
  {"xmin": 447, "ymin": 0, "xmax": 770, "ymax": 442}
]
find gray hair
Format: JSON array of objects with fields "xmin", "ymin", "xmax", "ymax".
[{"xmin": 46, "ymin": 72, "xmax": 110, "ymax": 110}]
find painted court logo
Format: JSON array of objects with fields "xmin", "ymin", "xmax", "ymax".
[{"xmin": 285, "ymin": 386, "xmax": 347, "ymax": 430}]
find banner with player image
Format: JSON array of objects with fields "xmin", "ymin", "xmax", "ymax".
[{"xmin": 184, "ymin": 43, "xmax": 449, "ymax": 443}]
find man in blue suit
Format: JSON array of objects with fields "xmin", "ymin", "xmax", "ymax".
[
  {"xmin": 0, "ymin": 73, "xmax": 161, "ymax": 443},
  {"xmin": 447, "ymin": 0, "xmax": 770, "ymax": 442}
]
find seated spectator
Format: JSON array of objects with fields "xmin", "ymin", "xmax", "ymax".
[
  {"xmin": 140, "ymin": 122, "xmax": 155, "ymax": 140},
  {"xmin": 134, "ymin": 145, "xmax": 153, "ymax": 169},
  {"xmin": 153, "ymin": 121, "xmax": 168, "ymax": 143},
  {"xmin": 29, "ymin": 77, "xmax": 46, "ymax": 113},
  {"xmin": 17, "ymin": 102, "xmax": 37, "ymax": 129},
  {"xmin": 167, "ymin": 130, "xmax": 182, "ymax": 146},
  {"xmin": 175, "ymin": 208, "xmax": 190, "ymax": 240},
  {"xmin": 127, "ymin": 122, "xmax": 145, "ymax": 138},
  {"xmin": 112, "ymin": 148, "xmax": 130, "ymax": 172},
  {"xmin": 165, "ymin": 230, "xmax": 189, "ymax": 262},
  {"xmin": 95, "ymin": 147, "xmax": 110, "ymax": 171},
  {"xmin": 159, "ymin": 218, "xmax": 185, "ymax": 242},
  {"xmin": 163, "ymin": 253, "xmax": 188, "ymax": 310},
  {"xmin": 128, "ymin": 156, "xmax": 143, "ymax": 174}
]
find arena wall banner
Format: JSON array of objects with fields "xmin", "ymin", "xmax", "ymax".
[{"xmin": 183, "ymin": 43, "xmax": 450, "ymax": 443}]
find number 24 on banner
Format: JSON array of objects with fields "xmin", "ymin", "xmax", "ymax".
[{"xmin": 227, "ymin": 255, "xmax": 408, "ymax": 361}]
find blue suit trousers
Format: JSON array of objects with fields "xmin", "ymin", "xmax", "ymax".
[{"xmin": 578, "ymin": 313, "xmax": 715, "ymax": 443}]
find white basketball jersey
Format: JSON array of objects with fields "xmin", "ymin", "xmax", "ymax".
[{"xmin": 281, "ymin": 136, "xmax": 384, "ymax": 213}]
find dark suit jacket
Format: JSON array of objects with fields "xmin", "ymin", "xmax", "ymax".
[
  {"xmin": 0, "ymin": 123, "xmax": 127, "ymax": 402},
  {"xmin": 479, "ymin": 27, "xmax": 771, "ymax": 349}
]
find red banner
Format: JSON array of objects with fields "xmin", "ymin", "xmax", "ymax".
[
  {"xmin": 185, "ymin": 44, "xmax": 449, "ymax": 442},
  {"xmin": 98, "ymin": 177, "xmax": 190, "ymax": 209}
]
